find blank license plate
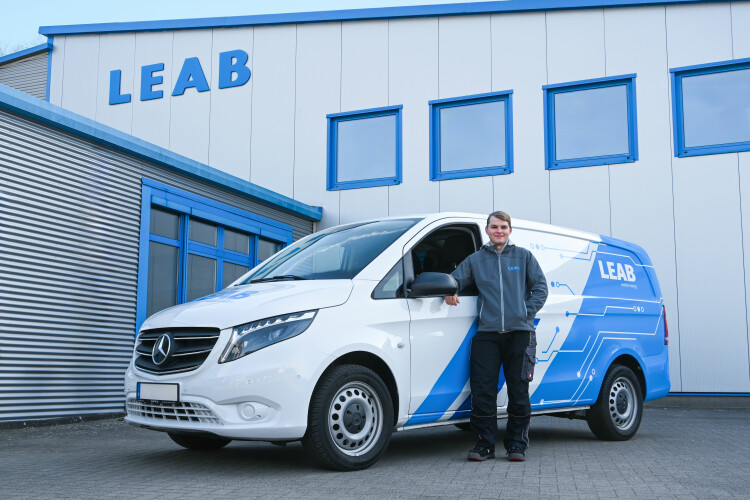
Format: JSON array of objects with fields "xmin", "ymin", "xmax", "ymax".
[{"xmin": 137, "ymin": 383, "xmax": 179, "ymax": 402}]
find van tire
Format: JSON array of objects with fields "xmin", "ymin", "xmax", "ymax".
[
  {"xmin": 168, "ymin": 432, "xmax": 232, "ymax": 450},
  {"xmin": 303, "ymin": 364, "xmax": 394, "ymax": 471},
  {"xmin": 587, "ymin": 364, "xmax": 643, "ymax": 441}
]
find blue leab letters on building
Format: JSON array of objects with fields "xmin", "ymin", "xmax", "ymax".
[{"xmin": 108, "ymin": 49, "xmax": 251, "ymax": 105}]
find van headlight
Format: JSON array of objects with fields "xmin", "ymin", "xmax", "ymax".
[{"xmin": 219, "ymin": 310, "xmax": 317, "ymax": 363}]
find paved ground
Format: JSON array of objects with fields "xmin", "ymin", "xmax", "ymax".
[{"xmin": 1, "ymin": 407, "xmax": 748, "ymax": 499}]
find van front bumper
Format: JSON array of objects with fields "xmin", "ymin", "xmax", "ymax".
[{"xmin": 123, "ymin": 331, "xmax": 327, "ymax": 441}]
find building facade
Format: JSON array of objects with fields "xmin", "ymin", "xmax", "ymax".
[{"xmin": 1, "ymin": 0, "xmax": 750, "ymax": 423}]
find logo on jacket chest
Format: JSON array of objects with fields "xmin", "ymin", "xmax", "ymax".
[{"xmin": 507, "ymin": 265, "xmax": 520, "ymax": 271}]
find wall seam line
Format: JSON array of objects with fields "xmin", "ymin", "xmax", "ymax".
[{"xmin": 664, "ymin": 4, "xmax": 684, "ymax": 391}]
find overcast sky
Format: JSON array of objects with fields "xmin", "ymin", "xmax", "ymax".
[{"xmin": 0, "ymin": 0, "xmax": 479, "ymax": 55}]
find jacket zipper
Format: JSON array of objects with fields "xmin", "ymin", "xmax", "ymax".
[{"xmin": 497, "ymin": 249, "xmax": 504, "ymax": 331}]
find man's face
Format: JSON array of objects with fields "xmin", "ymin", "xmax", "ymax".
[{"xmin": 485, "ymin": 216, "xmax": 512, "ymax": 247}]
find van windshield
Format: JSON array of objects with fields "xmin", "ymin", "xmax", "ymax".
[{"xmin": 240, "ymin": 218, "xmax": 422, "ymax": 283}]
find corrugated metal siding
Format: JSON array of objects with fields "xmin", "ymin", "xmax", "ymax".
[
  {"xmin": 0, "ymin": 109, "xmax": 314, "ymax": 423},
  {"xmin": 0, "ymin": 52, "xmax": 48, "ymax": 100}
]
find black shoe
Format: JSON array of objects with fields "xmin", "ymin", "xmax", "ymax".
[
  {"xmin": 506, "ymin": 447, "xmax": 526, "ymax": 462},
  {"xmin": 467, "ymin": 445, "xmax": 495, "ymax": 461}
]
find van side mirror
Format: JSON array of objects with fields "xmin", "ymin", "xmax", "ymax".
[{"xmin": 408, "ymin": 272, "xmax": 458, "ymax": 298}]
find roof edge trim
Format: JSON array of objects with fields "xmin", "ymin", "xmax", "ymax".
[
  {"xmin": 0, "ymin": 83, "xmax": 322, "ymax": 222},
  {"xmin": 38, "ymin": 0, "xmax": 724, "ymax": 36},
  {"xmin": 0, "ymin": 42, "xmax": 51, "ymax": 66}
]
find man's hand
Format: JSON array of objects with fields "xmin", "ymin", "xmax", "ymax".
[{"xmin": 444, "ymin": 294, "xmax": 460, "ymax": 306}]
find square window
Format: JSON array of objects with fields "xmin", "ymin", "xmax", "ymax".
[
  {"xmin": 671, "ymin": 59, "xmax": 750, "ymax": 157},
  {"xmin": 429, "ymin": 91, "xmax": 513, "ymax": 180},
  {"xmin": 544, "ymin": 75, "xmax": 638, "ymax": 170},
  {"xmin": 327, "ymin": 106, "xmax": 402, "ymax": 190}
]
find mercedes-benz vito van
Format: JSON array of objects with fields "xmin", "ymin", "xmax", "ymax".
[{"xmin": 125, "ymin": 213, "xmax": 669, "ymax": 470}]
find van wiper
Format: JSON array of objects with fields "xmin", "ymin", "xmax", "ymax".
[{"xmin": 249, "ymin": 275, "xmax": 309, "ymax": 283}]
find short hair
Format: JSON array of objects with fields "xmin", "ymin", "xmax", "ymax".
[{"xmin": 487, "ymin": 211, "xmax": 512, "ymax": 228}]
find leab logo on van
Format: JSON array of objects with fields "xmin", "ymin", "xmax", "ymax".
[{"xmin": 597, "ymin": 260, "xmax": 636, "ymax": 282}]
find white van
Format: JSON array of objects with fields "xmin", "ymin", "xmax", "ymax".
[{"xmin": 124, "ymin": 213, "xmax": 670, "ymax": 470}]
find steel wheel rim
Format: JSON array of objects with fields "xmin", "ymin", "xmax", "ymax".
[
  {"xmin": 327, "ymin": 381, "xmax": 383, "ymax": 456},
  {"xmin": 609, "ymin": 376, "xmax": 638, "ymax": 431}
]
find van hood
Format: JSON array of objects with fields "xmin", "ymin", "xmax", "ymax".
[{"xmin": 140, "ymin": 280, "xmax": 354, "ymax": 331}]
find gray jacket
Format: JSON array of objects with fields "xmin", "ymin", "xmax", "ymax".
[{"xmin": 452, "ymin": 241, "xmax": 548, "ymax": 333}]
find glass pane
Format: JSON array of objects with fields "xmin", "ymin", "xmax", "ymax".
[
  {"xmin": 554, "ymin": 84, "xmax": 629, "ymax": 160},
  {"xmin": 225, "ymin": 228, "xmax": 250, "ymax": 254},
  {"xmin": 372, "ymin": 261, "xmax": 404, "ymax": 299},
  {"xmin": 682, "ymin": 68, "xmax": 750, "ymax": 147},
  {"xmin": 258, "ymin": 238, "xmax": 281, "ymax": 262},
  {"xmin": 150, "ymin": 207, "xmax": 180, "ymax": 240},
  {"xmin": 242, "ymin": 218, "xmax": 421, "ymax": 282},
  {"xmin": 189, "ymin": 219, "xmax": 217, "ymax": 246},
  {"xmin": 337, "ymin": 114, "xmax": 397, "ymax": 183},
  {"xmin": 223, "ymin": 262, "xmax": 250, "ymax": 288},
  {"xmin": 440, "ymin": 100, "xmax": 506, "ymax": 172},
  {"xmin": 147, "ymin": 241, "xmax": 179, "ymax": 316},
  {"xmin": 187, "ymin": 254, "xmax": 216, "ymax": 301}
]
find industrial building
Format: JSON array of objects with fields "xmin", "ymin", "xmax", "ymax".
[{"xmin": 1, "ymin": 0, "xmax": 749, "ymax": 425}]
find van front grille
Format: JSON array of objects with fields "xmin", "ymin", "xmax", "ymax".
[
  {"xmin": 127, "ymin": 400, "xmax": 221, "ymax": 424},
  {"xmin": 135, "ymin": 327, "xmax": 221, "ymax": 374}
]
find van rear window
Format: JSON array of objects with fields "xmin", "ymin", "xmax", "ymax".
[{"xmin": 241, "ymin": 218, "xmax": 422, "ymax": 282}]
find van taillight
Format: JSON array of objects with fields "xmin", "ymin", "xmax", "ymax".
[{"xmin": 663, "ymin": 305, "xmax": 669, "ymax": 345}]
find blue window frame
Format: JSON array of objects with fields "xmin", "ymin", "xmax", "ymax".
[
  {"xmin": 326, "ymin": 105, "xmax": 403, "ymax": 190},
  {"xmin": 671, "ymin": 58, "xmax": 750, "ymax": 157},
  {"xmin": 136, "ymin": 178, "xmax": 293, "ymax": 331},
  {"xmin": 429, "ymin": 90, "xmax": 514, "ymax": 181},
  {"xmin": 544, "ymin": 74, "xmax": 638, "ymax": 170}
]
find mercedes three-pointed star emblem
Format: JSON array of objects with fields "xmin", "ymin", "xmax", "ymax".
[{"xmin": 152, "ymin": 333, "xmax": 173, "ymax": 366}]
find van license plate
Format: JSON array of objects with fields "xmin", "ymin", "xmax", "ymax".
[{"xmin": 137, "ymin": 383, "xmax": 179, "ymax": 402}]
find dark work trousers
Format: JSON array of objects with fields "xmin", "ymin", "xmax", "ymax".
[{"xmin": 470, "ymin": 330, "xmax": 532, "ymax": 452}]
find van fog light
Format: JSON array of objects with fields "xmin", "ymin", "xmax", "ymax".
[
  {"xmin": 220, "ymin": 310, "xmax": 318, "ymax": 363},
  {"xmin": 239, "ymin": 402, "xmax": 269, "ymax": 420}
]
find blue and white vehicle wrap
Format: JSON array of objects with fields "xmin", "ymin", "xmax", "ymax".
[
  {"xmin": 124, "ymin": 213, "xmax": 669, "ymax": 446},
  {"xmin": 403, "ymin": 220, "xmax": 669, "ymax": 427}
]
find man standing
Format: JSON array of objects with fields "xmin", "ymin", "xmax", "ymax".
[{"xmin": 445, "ymin": 211, "xmax": 548, "ymax": 462}]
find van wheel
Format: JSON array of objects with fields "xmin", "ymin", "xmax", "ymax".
[
  {"xmin": 587, "ymin": 365, "xmax": 643, "ymax": 441},
  {"xmin": 303, "ymin": 364, "xmax": 394, "ymax": 471},
  {"xmin": 168, "ymin": 432, "xmax": 232, "ymax": 450}
]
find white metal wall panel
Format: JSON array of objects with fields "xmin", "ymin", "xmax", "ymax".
[
  {"xmin": 0, "ymin": 108, "xmax": 314, "ymax": 423},
  {"xmin": 95, "ymin": 33, "xmax": 135, "ymax": 132},
  {"xmin": 169, "ymin": 30, "xmax": 212, "ymax": 164},
  {"xmin": 293, "ymin": 23, "xmax": 342, "ymax": 229},
  {"xmin": 61, "ymin": 35, "xmax": 99, "ymax": 119},
  {"xmin": 490, "ymin": 12, "xmax": 550, "ymax": 224},
  {"xmin": 546, "ymin": 9, "xmax": 611, "ymax": 236},
  {"xmin": 733, "ymin": 2, "xmax": 750, "ymax": 58},
  {"xmin": 666, "ymin": 3, "xmax": 733, "ymax": 68},
  {"xmin": 604, "ymin": 6, "xmax": 683, "ymax": 389},
  {"xmin": 209, "ymin": 27, "xmax": 254, "ymax": 180},
  {"xmin": 739, "ymin": 151, "xmax": 750, "ymax": 391},
  {"xmin": 437, "ymin": 15, "xmax": 493, "ymax": 215},
  {"xmin": 388, "ymin": 18, "xmax": 440, "ymax": 216},
  {"xmin": 132, "ymin": 31, "xmax": 173, "ymax": 149},
  {"xmin": 48, "ymin": 36, "xmax": 65, "ymax": 106},
  {"xmin": 249, "ymin": 25, "xmax": 296, "ymax": 198},
  {"xmin": 0, "ymin": 51, "xmax": 48, "ymax": 100},
  {"xmin": 339, "ymin": 21, "xmax": 390, "ymax": 224},
  {"xmin": 672, "ymin": 155, "xmax": 749, "ymax": 392},
  {"xmin": 666, "ymin": 3, "xmax": 747, "ymax": 392}
]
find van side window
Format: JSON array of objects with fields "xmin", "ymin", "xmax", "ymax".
[
  {"xmin": 410, "ymin": 225, "xmax": 479, "ymax": 296},
  {"xmin": 372, "ymin": 260, "xmax": 405, "ymax": 299}
]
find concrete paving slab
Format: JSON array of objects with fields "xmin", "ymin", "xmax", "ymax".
[{"xmin": 0, "ymin": 408, "xmax": 748, "ymax": 499}]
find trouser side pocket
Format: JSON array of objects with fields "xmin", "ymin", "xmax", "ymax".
[{"xmin": 521, "ymin": 332, "xmax": 537, "ymax": 382}]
